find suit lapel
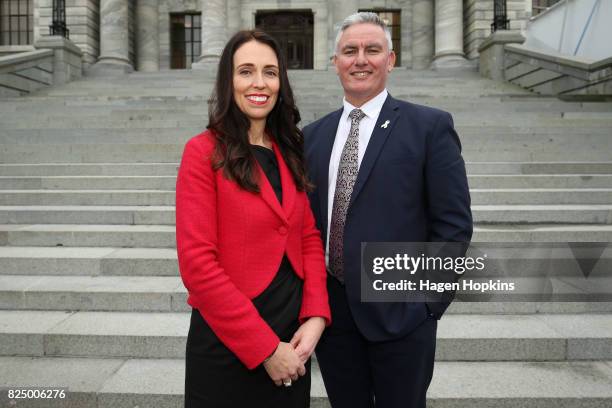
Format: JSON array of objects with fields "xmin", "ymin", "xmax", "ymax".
[
  {"xmin": 317, "ymin": 109, "xmax": 343, "ymax": 242},
  {"xmin": 349, "ymin": 95, "xmax": 400, "ymax": 207}
]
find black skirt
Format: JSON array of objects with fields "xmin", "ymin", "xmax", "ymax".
[
  {"xmin": 184, "ymin": 256, "xmax": 308, "ymax": 408},
  {"xmin": 184, "ymin": 145, "xmax": 310, "ymax": 408}
]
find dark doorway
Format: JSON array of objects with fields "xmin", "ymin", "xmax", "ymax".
[
  {"xmin": 255, "ymin": 10, "xmax": 314, "ymax": 69},
  {"xmin": 170, "ymin": 13, "xmax": 201, "ymax": 69}
]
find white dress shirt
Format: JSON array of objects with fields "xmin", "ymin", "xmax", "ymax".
[{"xmin": 326, "ymin": 89, "xmax": 389, "ymax": 264}]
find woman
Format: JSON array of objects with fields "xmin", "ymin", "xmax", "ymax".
[{"xmin": 176, "ymin": 30, "xmax": 330, "ymax": 408}]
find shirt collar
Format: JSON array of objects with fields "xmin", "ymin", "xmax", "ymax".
[{"xmin": 342, "ymin": 89, "xmax": 388, "ymax": 121}]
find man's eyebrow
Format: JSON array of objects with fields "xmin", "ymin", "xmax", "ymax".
[{"xmin": 365, "ymin": 42, "xmax": 383, "ymax": 48}]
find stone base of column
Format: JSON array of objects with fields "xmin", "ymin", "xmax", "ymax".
[
  {"xmin": 87, "ymin": 58, "xmax": 134, "ymax": 76},
  {"xmin": 431, "ymin": 53, "xmax": 475, "ymax": 70}
]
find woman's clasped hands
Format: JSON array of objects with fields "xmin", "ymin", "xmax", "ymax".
[{"xmin": 263, "ymin": 317, "xmax": 327, "ymax": 387}]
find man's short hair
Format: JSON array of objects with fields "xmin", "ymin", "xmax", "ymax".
[{"xmin": 334, "ymin": 12, "xmax": 394, "ymax": 55}]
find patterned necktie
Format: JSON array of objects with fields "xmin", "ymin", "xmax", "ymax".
[{"xmin": 329, "ymin": 108, "xmax": 366, "ymax": 283}]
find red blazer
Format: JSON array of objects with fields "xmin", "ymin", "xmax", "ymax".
[{"xmin": 176, "ymin": 130, "xmax": 331, "ymax": 369}]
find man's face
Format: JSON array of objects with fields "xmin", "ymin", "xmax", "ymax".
[{"xmin": 333, "ymin": 23, "xmax": 396, "ymax": 107}]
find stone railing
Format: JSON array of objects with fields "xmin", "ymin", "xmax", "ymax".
[
  {"xmin": 0, "ymin": 36, "xmax": 82, "ymax": 98},
  {"xmin": 479, "ymin": 31, "xmax": 612, "ymax": 99}
]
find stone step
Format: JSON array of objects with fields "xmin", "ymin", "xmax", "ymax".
[
  {"xmin": 1, "ymin": 274, "xmax": 611, "ymax": 314},
  {"xmin": 0, "ymin": 144, "xmax": 184, "ymax": 163},
  {"xmin": 0, "ymin": 247, "xmax": 178, "ymax": 276},
  {"xmin": 0, "ymin": 163, "xmax": 179, "ymax": 176},
  {"xmin": 0, "ymin": 206, "xmax": 174, "ymax": 225},
  {"xmin": 1, "ymin": 205, "xmax": 611, "ymax": 225},
  {"xmin": 1, "ymin": 111, "xmax": 610, "ymax": 127},
  {"xmin": 1, "ymin": 188, "xmax": 610, "ymax": 206},
  {"xmin": 5, "ymin": 100, "xmax": 610, "ymax": 120},
  {"xmin": 2, "ymin": 145, "xmax": 608, "ymax": 163},
  {"xmin": 473, "ymin": 224, "xmax": 612, "ymax": 242},
  {"xmin": 2, "ymin": 356, "xmax": 610, "ymax": 408},
  {"xmin": 5, "ymin": 98, "xmax": 610, "ymax": 112},
  {"xmin": 1, "ymin": 174, "xmax": 611, "ymax": 190},
  {"xmin": 12, "ymin": 112, "xmax": 608, "ymax": 127},
  {"xmin": 472, "ymin": 205, "xmax": 612, "ymax": 224},
  {"xmin": 1, "ymin": 220, "xmax": 612, "ymax": 248},
  {"xmin": 470, "ymin": 189, "xmax": 612, "ymax": 205},
  {"xmin": 3, "ymin": 129, "xmax": 611, "ymax": 146},
  {"xmin": 0, "ymin": 310, "xmax": 610, "ymax": 361},
  {"xmin": 0, "ymin": 224, "xmax": 177, "ymax": 248},
  {"xmin": 1, "ymin": 162, "xmax": 610, "ymax": 176},
  {"xmin": 0, "ymin": 223, "xmax": 610, "ymax": 276}
]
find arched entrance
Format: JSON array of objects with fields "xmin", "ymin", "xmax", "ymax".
[{"xmin": 255, "ymin": 10, "xmax": 314, "ymax": 69}]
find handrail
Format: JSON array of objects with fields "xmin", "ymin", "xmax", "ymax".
[
  {"xmin": 574, "ymin": 0, "xmax": 601, "ymax": 55},
  {"xmin": 0, "ymin": 49, "xmax": 53, "ymax": 72}
]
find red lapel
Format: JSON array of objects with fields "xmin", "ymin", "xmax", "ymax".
[{"xmin": 255, "ymin": 142, "xmax": 296, "ymax": 224}]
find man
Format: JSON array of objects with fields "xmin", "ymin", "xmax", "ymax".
[{"xmin": 303, "ymin": 12, "xmax": 473, "ymax": 408}]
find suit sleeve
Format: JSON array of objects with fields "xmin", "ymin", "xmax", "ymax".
[
  {"xmin": 175, "ymin": 135, "xmax": 279, "ymax": 369},
  {"xmin": 424, "ymin": 113, "xmax": 473, "ymax": 318},
  {"xmin": 425, "ymin": 112, "xmax": 473, "ymax": 243},
  {"xmin": 298, "ymin": 195, "xmax": 331, "ymax": 326}
]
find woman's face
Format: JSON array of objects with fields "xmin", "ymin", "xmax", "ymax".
[{"xmin": 232, "ymin": 40, "xmax": 280, "ymax": 124}]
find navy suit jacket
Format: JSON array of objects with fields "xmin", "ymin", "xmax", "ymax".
[{"xmin": 303, "ymin": 94, "xmax": 473, "ymax": 342}]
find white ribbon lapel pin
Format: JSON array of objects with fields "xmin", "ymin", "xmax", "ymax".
[{"xmin": 381, "ymin": 120, "xmax": 390, "ymax": 129}]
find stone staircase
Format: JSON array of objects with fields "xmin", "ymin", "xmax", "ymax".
[{"xmin": 1, "ymin": 68, "xmax": 612, "ymax": 407}]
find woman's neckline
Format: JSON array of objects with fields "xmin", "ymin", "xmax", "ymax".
[{"xmin": 250, "ymin": 143, "xmax": 273, "ymax": 152}]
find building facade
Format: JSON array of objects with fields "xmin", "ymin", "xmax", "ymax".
[{"xmin": 0, "ymin": 0, "xmax": 534, "ymax": 71}]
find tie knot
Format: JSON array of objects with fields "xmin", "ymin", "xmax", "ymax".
[{"xmin": 349, "ymin": 108, "xmax": 366, "ymax": 122}]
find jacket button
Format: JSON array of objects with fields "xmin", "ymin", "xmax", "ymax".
[{"xmin": 278, "ymin": 226, "xmax": 288, "ymax": 235}]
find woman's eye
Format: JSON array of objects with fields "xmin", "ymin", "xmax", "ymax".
[
  {"xmin": 239, "ymin": 70, "xmax": 250, "ymax": 76},
  {"xmin": 265, "ymin": 71, "xmax": 278, "ymax": 77}
]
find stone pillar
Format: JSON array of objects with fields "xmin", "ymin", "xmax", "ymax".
[
  {"xmin": 412, "ymin": 0, "xmax": 434, "ymax": 70},
  {"xmin": 330, "ymin": 0, "xmax": 359, "ymax": 59},
  {"xmin": 227, "ymin": 0, "xmax": 241, "ymax": 38},
  {"xmin": 91, "ymin": 0, "xmax": 133, "ymax": 75},
  {"xmin": 136, "ymin": 0, "xmax": 159, "ymax": 72},
  {"xmin": 192, "ymin": 0, "xmax": 228, "ymax": 70},
  {"xmin": 431, "ymin": 0, "xmax": 470, "ymax": 69}
]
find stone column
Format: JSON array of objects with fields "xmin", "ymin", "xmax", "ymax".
[
  {"xmin": 431, "ymin": 0, "xmax": 470, "ymax": 69},
  {"xmin": 412, "ymin": 0, "xmax": 434, "ymax": 70},
  {"xmin": 227, "ymin": 0, "xmax": 241, "ymax": 38},
  {"xmin": 91, "ymin": 0, "xmax": 133, "ymax": 74},
  {"xmin": 330, "ymin": 0, "xmax": 359, "ymax": 60},
  {"xmin": 136, "ymin": 0, "xmax": 159, "ymax": 72},
  {"xmin": 192, "ymin": 0, "xmax": 228, "ymax": 70}
]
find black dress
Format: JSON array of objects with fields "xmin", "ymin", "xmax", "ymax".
[{"xmin": 184, "ymin": 145, "xmax": 310, "ymax": 408}]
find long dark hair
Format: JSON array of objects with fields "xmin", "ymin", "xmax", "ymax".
[{"xmin": 207, "ymin": 30, "xmax": 311, "ymax": 192}]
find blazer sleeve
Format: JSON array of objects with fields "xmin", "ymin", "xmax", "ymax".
[
  {"xmin": 298, "ymin": 196, "xmax": 332, "ymax": 326},
  {"xmin": 424, "ymin": 112, "xmax": 473, "ymax": 318},
  {"xmin": 425, "ymin": 112, "xmax": 473, "ymax": 243},
  {"xmin": 175, "ymin": 135, "xmax": 279, "ymax": 369}
]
